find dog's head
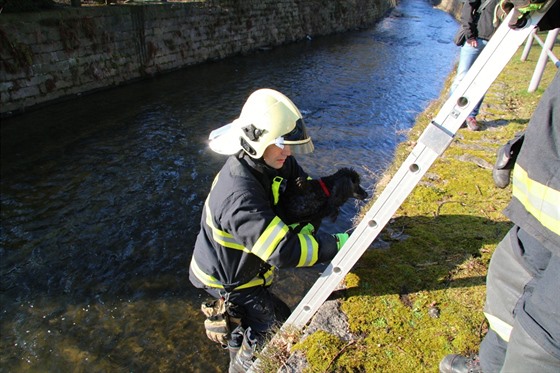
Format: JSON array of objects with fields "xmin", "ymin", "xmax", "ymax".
[
  {"xmin": 323, "ymin": 168, "xmax": 368, "ymax": 220},
  {"xmin": 328, "ymin": 168, "xmax": 367, "ymax": 203}
]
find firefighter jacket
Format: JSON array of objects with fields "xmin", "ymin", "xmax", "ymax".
[
  {"xmin": 189, "ymin": 153, "xmax": 339, "ymax": 293},
  {"xmin": 504, "ymin": 71, "xmax": 560, "ymax": 255}
]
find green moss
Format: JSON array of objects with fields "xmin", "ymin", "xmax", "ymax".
[
  {"xmin": 344, "ymin": 272, "xmax": 361, "ymax": 289},
  {"xmin": 292, "ymin": 330, "xmax": 349, "ymax": 372}
]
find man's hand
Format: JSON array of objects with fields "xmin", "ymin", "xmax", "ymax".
[{"xmin": 466, "ymin": 38, "xmax": 478, "ymax": 47}]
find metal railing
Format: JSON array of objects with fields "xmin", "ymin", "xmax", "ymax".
[{"xmin": 520, "ymin": 28, "xmax": 559, "ymax": 92}]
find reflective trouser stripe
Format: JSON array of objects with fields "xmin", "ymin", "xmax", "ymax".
[
  {"xmin": 190, "ymin": 258, "xmax": 275, "ymax": 290},
  {"xmin": 297, "ymin": 234, "xmax": 318, "ymax": 267},
  {"xmin": 484, "ymin": 312, "xmax": 513, "ymax": 342},
  {"xmin": 512, "ymin": 165, "xmax": 560, "ymax": 235},
  {"xmin": 251, "ymin": 216, "xmax": 289, "ymax": 261}
]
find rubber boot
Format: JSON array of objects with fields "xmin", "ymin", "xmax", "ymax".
[
  {"xmin": 229, "ymin": 327, "xmax": 258, "ymax": 373},
  {"xmin": 228, "ymin": 326, "xmax": 245, "ymax": 373}
]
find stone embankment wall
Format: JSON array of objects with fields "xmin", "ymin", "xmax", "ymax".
[
  {"xmin": 434, "ymin": 0, "xmax": 463, "ymax": 20},
  {"xmin": 0, "ymin": 0, "xmax": 397, "ymax": 117}
]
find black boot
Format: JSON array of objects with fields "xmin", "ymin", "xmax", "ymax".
[{"xmin": 229, "ymin": 327, "xmax": 258, "ymax": 373}]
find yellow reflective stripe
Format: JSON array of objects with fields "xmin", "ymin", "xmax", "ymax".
[
  {"xmin": 205, "ymin": 200, "xmax": 247, "ymax": 251},
  {"xmin": 251, "ymin": 216, "xmax": 289, "ymax": 261},
  {"xmin": 271, "ymin": 176, "xmax": 283, "ymax": 205},
  {"xmin": 297, "ymin": 234, "xmax": 319, "ymax": 267},
  {"xmin": 205, "ymin": 204, "xmax": 245, "ymax": 251},
  {"xmin": 234, "ymin": 267, "xmax": 275, "ymax": 290},
  {"xmin": 512, "ymin": 166, "xmax": 560, "ymax": 235},
  {"xmin": 262, "ymin": 268, "xmax": 274, "ymax": 286},
  {"xmin": 484, "ymin": 312, "xmax": 512, "ymax": 342},
  {"xmin": 191, "ymin": 258, "xmax": 274, "ymax": 290},
  {"xmin": 205, "ymin": 172, "xmax": 250, "ymax": 252},
  {"xmin": 190, "ymin": 258, "xmax": 223, "ymax": 288}
]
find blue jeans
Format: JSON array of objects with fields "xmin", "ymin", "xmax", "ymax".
[{"xmin": 451, "ymin": 38, "xmax": 488, "ymax": 118}]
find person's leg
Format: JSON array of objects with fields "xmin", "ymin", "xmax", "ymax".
[
  {"xmin": 501, "ymin": 321, "xmax": 560, "ymax": 372},
  {"xmin": 227, "ymin": 286, "xmax": 291, "ymax": 372},
  {"xmin": 478, "ymin": 329, "xmax": 507, "ymax": 372},
  {"xmin": 450, "ymin": 39, "xmax": 487, "ymax": 130},
  {"xmin": 479, "ymin": 227, "xmax": 533, "ymax": 371},
  {"xmin": 228, "ymin": 286, "xmax": 290, "ymax": 334},
  {"xmin": 500, "ymin": 254, "xmax": 560, "ymax": 372},
  {"xmin": 451, "ymin": 40, "xmax": 484, "ymax": 94},
  {"xmin": 468, "ymin": 39, "xmax": 488, "ymax": 118}
]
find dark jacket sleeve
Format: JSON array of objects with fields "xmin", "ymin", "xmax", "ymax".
[
  {"xmin": 461, "ymin": 0, "xmax": 480, "ymax": 40},
  {"xmin": 316, "ymin": 232, "xmax": 339, "ymax": 263}
]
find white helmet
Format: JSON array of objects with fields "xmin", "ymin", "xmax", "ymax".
[{"xmin": 209, "ymin": 88, "xmax": 314, "ymax": 158}]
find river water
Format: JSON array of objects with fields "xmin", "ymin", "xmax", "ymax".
[{"xmin": 0, "ymin": 0, "xmax": 458, "ymax": 371}]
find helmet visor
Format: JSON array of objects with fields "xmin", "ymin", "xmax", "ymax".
[
  {"xmin": 281, "ymin": 118, "xmax": 314, "ymax": 154},
  {"xmin": 208, "ymin": 121, "xmax": 244, "ymax": 155}
]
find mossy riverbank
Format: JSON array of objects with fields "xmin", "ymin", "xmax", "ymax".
[{"xmin": 262, "ymin": 34, "xmax": 558, "ymax": 372}]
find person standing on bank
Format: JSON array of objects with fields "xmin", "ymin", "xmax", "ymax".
[
  {"xmin": 451, "ymin": 0, "xmax": 501, "ymax": 131},
  {"xmin": 189, "ymin": 88, "xmax": 348, "ymax": 372},
  {"xmin": 440, "ymin": 71, "xmax": 560, "ymax": 373}
]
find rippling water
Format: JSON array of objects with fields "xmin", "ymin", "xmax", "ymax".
[{"xmin": 0, "ymin": 0, "xmax": 458, "ymax": 371}]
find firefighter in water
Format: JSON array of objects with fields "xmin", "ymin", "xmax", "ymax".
[{"xmin": 189, "ymin": 88, "xmax": 348, "ymax": 372}]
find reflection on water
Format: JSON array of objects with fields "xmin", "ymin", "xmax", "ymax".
[{"xmin": 0, "ymin": 0, "xmax": 458, "ymax": 371}]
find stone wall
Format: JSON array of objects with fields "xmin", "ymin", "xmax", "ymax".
[
  {"xmin": 433, "ymin": 0, "xmax": 463, "ymax": 20},
  {"xmin": 0, "ymin": 0, "xmax": 398, "ymax": 116}
]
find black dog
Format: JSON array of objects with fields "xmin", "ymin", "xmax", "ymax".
[{"xmin": 279, "ymin": 167, "xmax": 368, "ymax": 226}]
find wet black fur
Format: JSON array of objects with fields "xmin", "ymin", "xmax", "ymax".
[{"xmin": 279, "ymin": 167, "xmax": 368, "ymax": 225}]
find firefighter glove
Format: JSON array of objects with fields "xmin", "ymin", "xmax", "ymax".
[
  {"xmin": 289, "ymin": 223, "xmax": 315, "ymax": 235},
  {"xmin": 334, "ymin": 233, "xmax": 349, "ymax": 250},
  {"xmin": 201, "ymin": 298, "xmax": 231, "ymax": 346}
]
